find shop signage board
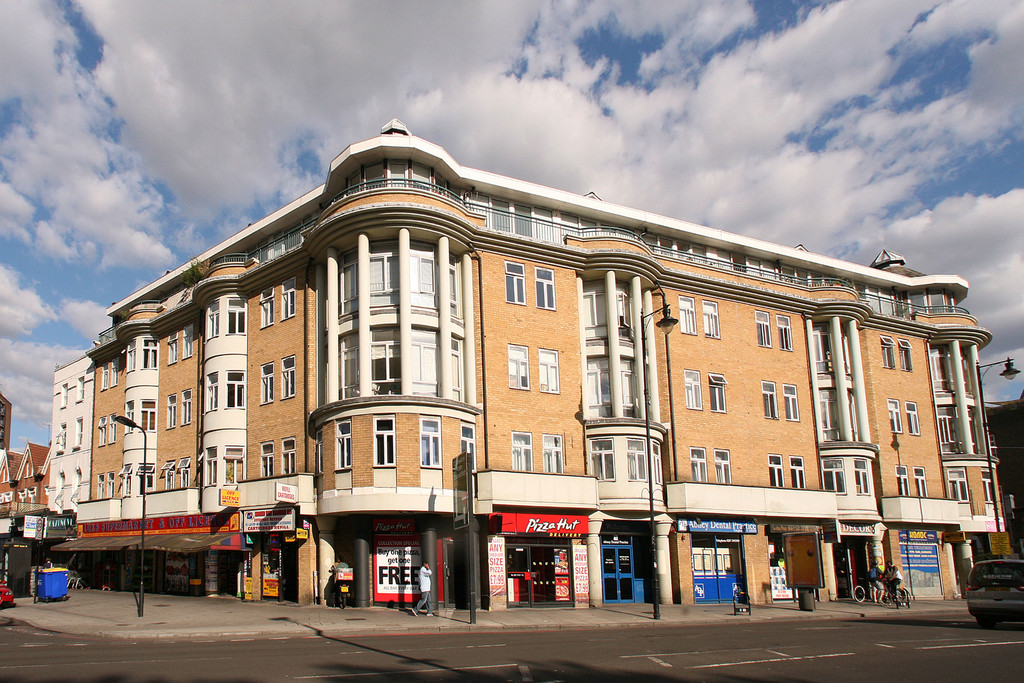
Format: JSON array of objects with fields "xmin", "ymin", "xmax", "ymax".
[
  {"xmin": 676, "ymin": 519, "xmax": 757, "ymax": 534},
  {"xmin": 453, "ymin": 453, "xmax": 471, "ymax": 530},
  {"xmin": 219, "ymin": 489, "xmax": 241, "ymax": 507},
  {"xmin": 943, "ymin": 531, "xmax": 968, "ymax": 543},
  {"xmin": 838, "ymin": 521, "xmax": 876, "ymax": 537},
  {"xmin": 373, "ymin": 517, "xmax": 420, "ymax": 603},
  {"xmin": 275, "ymin": 483, "xmax": 298, "ymax": 504},
  {"xmin": 990, "ymin": 532, "xmax": 1012, "ymax": 555},
  {"xmin": 22, "ymin": 515, "xmax": 43, "ymax": 539},
  {"xmin": 242, "ymin": 508, "xmax": 296, "ymax": 533},
  {"xmin": 487, "ymin": 535, "xmax": 507, "ymax": 602},
  {"xmin": 898, "ymin": 530, "xmax": 938, "ymax": 543},
  {"xmin": 783, "ymin": 532, "xmax": 823, "ymax": 588},
  {"xmin": 572, "ymin": 541, "xmax": 589, "ymax": 606},
  {"xmin": 43, "ymin": 515, "xmax": 76, "ymax": 539},
  {"xmin": 490, "ymin": 513, "xmax": 587, "ymax": 536},
  {"xmin": 79, "ymin": 512, "xmax": 239, "ymax": 537}
]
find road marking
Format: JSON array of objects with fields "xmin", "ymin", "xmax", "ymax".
[
  {"xmin": 292, "ymin": 663, "xmax": 517, "ymax": 679},
  {"xmin": 876, "ymin": 643, "xmax": 895, "ymax": 648},
  {"xmin": 647, "ymin": 656, "xmax": 672, "ymax": 668},
  {"xmin": 918, "ymin": 641, "xmax": 1024, "ymax": 651},
  {"xmin": 764, "ymin": 650, "xmax": 790, "ymax": 657},
  {"xmin": 689, "ymin": 652, "xmax": 855, "ymax": 670},
  {"xmin": 622, "ymin": 646, "xmax": 799, "ymax": 659},
  {"xmin": 518, "ymin": 664, "xmax": 535, "ymax": 682},
  {"xmin": 466, "ymin": 643, "xmax": 507, "ymax": 648},
  {"xmin": 19, "ymin": 644, "xmax": 48, "ymax": 648}
]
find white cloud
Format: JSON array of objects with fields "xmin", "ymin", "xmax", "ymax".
[
  {"xmin": 61, "ymin": 299, "xmax": 110, "ymax": 341},
  {"xmin": 0, "ymin": 264, "xmax": 55, "ymax": 339},
  {"xmin": 0, "ymin": 181, "xmax": 33, "ymax": 240},
  {"xmin": 0, "ymin": 339, "xmax": 84, "ymax": 441}
]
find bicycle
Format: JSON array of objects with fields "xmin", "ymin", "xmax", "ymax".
[
  {"xmin": 880, "ymin": 582, "xmax": 910, "ymax": 608},
  {"xmin": 852, "ymin": 580, "xmax": 883, "ymax": 603}
]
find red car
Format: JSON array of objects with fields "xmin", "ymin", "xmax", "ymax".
[{"xmin": 0, "ymin": 581, "xmax": 15, "ymax": 608}]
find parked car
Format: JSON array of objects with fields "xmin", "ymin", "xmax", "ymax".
[
  {"xmin": 967, "ymin": 559, "xmax": 1024, "ymax": 628},
  {"xmin": 0, "ymin": 581, "xmax": 15, "ymax": 608}
]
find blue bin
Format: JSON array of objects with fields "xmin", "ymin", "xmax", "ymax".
[{"xmin": 38, "ymin": 569, "xmax": 68, "ymax": 602}]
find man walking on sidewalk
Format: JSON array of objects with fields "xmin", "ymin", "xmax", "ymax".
[{"xmin": 412, "ymin": 562, "xmax": 433, "ymax": 616}]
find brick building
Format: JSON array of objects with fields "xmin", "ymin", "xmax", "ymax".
[{"xmin": 60, "ymin": 121, "xmax": 1005, "ymax": 607}]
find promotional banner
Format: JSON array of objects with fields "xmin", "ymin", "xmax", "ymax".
[
  {"xmin": 373, "ymin": 533, "xmax": 421, "ymax": 602},
  {"xmin": 488, "ymin": 535, "xmax": 507, "ymax": 600},
  {"xmin": 572, "ymin": 542, "xmax": 589, "ymax": 606}
]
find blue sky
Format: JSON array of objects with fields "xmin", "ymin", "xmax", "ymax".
[{"xmin": 1, "ymin": 0, "xmax": 1022, "ymax": 448}]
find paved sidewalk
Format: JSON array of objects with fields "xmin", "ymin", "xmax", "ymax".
[{"xmin": 0, "ymin": 590, "xmax": 969, "ymax": 641}]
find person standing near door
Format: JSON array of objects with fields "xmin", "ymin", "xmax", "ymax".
[{"xmin": 412, "ymin": 561, "xmax": 433, "ymax": 616}]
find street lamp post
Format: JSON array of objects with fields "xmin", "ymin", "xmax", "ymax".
[
  {"xmin": 624, "ymin": 301, "xmax": 677, "ymax": 620},
  {"xmin": 113, "ymin": 414, "xmax": 149, "ymax": 618},
  {"xmin": 974, "ymin": 357, "xmax": 1019, "ymax": 548}
]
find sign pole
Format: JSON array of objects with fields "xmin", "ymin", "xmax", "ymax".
[
  {"xmin": 468, "ymin": 464, "xmax": 477, "ymax": 625},
  {"xmin": 453, "ymin": 453, "xmax": 476, "ymax": 624}
]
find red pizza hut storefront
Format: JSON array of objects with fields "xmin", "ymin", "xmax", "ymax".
[{"xmin": 487, "ymin": 512, "xmax": 589, "ymax": 609}]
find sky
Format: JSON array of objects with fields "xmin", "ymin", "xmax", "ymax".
[{"xmin": 1, "ymin": 0, "xmax": 1022, "ymax": 449}]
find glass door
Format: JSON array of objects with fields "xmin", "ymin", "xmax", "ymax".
[
  {"xmin": 602, "ymin": 544, "xmax": 636, "ymax": 603},
  {"xmin": 506, "ymin": 545, "xmax": 532, "ymax": 607}
]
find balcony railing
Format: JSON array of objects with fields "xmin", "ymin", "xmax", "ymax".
[
  {"xmin": 329, "ymin": 178, "xmax": 464, "ymax": 207},
  {"xmin": 210, "ymin": 253, "xmax": 248, "ymax": 267}
]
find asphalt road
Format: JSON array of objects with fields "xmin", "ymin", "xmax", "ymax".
[{"xmin": 1, "ymin": 612, "xmax": 1022, "ymax": 681}]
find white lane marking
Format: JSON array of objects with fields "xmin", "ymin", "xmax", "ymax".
[
  {"xmin": 466, "ymin": 643, "xmax": 507, "ymax": 648},
  {"xmin": 518, "ymin": 664, "xmax": 535, "ymax": 682},
  {"xmin": 876, "ymin": 643, "xmax": 895, "ymax": 648},
  {"xmin": 292, "ymin": 663, "xmax": 517, "ymax": 679},
  {"xmin": 918, "ymin": 641, "xmax": 1024, "ymax": 651},
  {"xmin": 764, "ymin": 650, "xmax": 790, "ymax": 657},
  {"xmin": 19, "ymin": 644, "xmax": 48, "ymax": 648},
  {"xmin": 689, "ymin": 652, "xmax": 855, "ymax": 670},
  {"xmin": 621, "ymin": 645, "xmax": 791, "ymax": 659},
  {"xmin": 647, "ymin": 656, "xmax": 672, "ymax": 668}
]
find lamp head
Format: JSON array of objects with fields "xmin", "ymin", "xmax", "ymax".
[
  {"xmin": 1000, "ymin": 358, "xmax": 1020, "ymax": 380},
  {"xmin": 656, "ymin": 305, "xmax": 678, "ymax": 334},
  {"xmin": 113, "ymin": 415, "xmax": 139, "ymax": 430}
]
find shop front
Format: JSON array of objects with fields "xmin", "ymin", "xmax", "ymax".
[
  {"xmin": 599, "ymin": 520, "xmax": 651, "ymax": 604},
  {"xmin": 898, "ymin": 530, "xmax": 943, "ymax": 597},
  {"xmin": 678, "ymin": 518, "xmax": 756, "ymax": 604},
  {"xmin": 242, "ymin": 507, "xmax": 307, "ymax": 602},
  {"xmin": 487, "ymin": 512, "xmax": 589, "ymax": 609},
  {"xmin": 824, "ymin": 520, "xmax": 878, "ymax": 599},
  {"xmin": 52, "ymin": 512, "xmax": 242, "ymax": 597}
]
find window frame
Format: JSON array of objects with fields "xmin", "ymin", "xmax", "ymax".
[
  {"xmin": 167, "ymin": 394, "xmax": 177, "ymax": 429},
  {"xmin": 543, "ymin": 434, "xmax": 564, "ymax": 474},
  {"xmin": 714, "ymin": 449, "xmax": 731, "ymax": 484},
  {"xmin": 755, "ymin": 311, "xmax": 772, "ymax": 348},
  {"xmin": 281, "ymin": 355, "xmax": 297, "ymax": 399},
  {"xmin": 702, "ymin": 300, "xmax": 720, "ymax": 339},
  {"xmin": 769, "ymin": 454, "xmax": 784, "ymax": 488},
  {"xmin": 538, "ymin": 348, "xmax": 560, "ymax": 393},
  {"xmin": 762, "ymin": 381, "xmax": 779, "ymax": 419},
  {"xmin": 947, "ymin": 467, "xmax": 969, "ymax": 501},
  {"xmin": 684, "ymin": 370, "xmax": 702, "ymax": 410},
  {"xmin": 181, "ymin": 390, "xmax": 192, "ymax": 425},
  {"xmin": 282, "ymin": 277, "xmax": 297, "ymax": 320},
  {"xmin": 822, "ymin": 458, "xmax": 846, "ymax": 493},
  {"xmin": 790, "ymin": 456, "xmax": 806, "ymax": 489},
  {"xmin": 690, "ymin": 447, "xmax": 708, "ymax": 483},
  {"xmin": 708, "ymin": 373, "xmax": 727, "ymax": 413},
  {"xmin": 505, "ymin": 261, "xmax": 526, "ymax": 305},
  {"xmin": 854, "ymin": 458, "xmax": 871, "ymax": 495},
  {"xmin": 897, "ymin": 339, "xmax": 913, "ymax": 371},
  {"xmin": 260, "ymin": 288, "xmax": 275, "ymax": 328},
  {"xmin": 282, "ymin": 438, "xmax": 296, "ymax": 475},
  {"xmin": 512, "ymin": 431, "xmax": 533, "ymax": 472},
  {"xmin": 783, "ymin": 384, "xmax": 799, "ymax": 421},
  {"xmin": 261, "ymin": 442, "xmax": 275, "ymax": 478},
  {"xmin": 420, "ymin": 417, "xmax": 442, "ymax": 468},
  {"xmin": 226, "ymin": 298, "xmax": 246, "ymax": 335},
  {"xmin": 880, "ymin": 336, "xmax": 896, "ymax": 369},
  {"xmin": 142, "ymin": 338, "xmax": 158, "ymax": 369},
  {"xmin": 336, "ymin": 420, "xmax": 352, "ymax": 470},
  {"xmin": 261, "ymin": 362, "xmax": 274, "ymax": 404},
  {"xmin": 226, "ymin": 371, "xmax": 245, "ymax": 409},
  {"xmin": 535, "ymin": 267, "xmax": 556, "ymax": 310},
  {"xmin": 590, "ymin": 438, "xmax": 614, "ymax": 480},
  {"xmin": 896, "ymin": 465, "xmax": 910, "ymax": 496},
  {"xmin": 374, "ymin": 416, "xmax": 396, "ymax": 467},
  {"xmin": 677, "ymin": 296, "xmax": 697, "ymax": 335},
  {"xmin": 887, "ymin": 398, "xmax": 903, "ymax": 433},
  {"xmin": 777, "ymin": 315, "xmax": 793, "ymax": 351},
  {"xmin": 508, "ymin": 344, "xmax": 530, "ymax": 390},
  {"xmin": 626, "ymin": 438, "xmax": 648, "ymax": 482},
  {"xmin": 913, "ymin": 466, "xmax": 928, "ymax": 496},
  {"xmin": 906, "ymin": 401, "xmax": 920, "ymax": 435}
]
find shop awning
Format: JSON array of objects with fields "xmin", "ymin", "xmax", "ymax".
[
  {"xmin": 50, "ymin": 536, "xmax": 140, "ymax": 551},
  {"xmin": 145, "ymin": 533, "xmax": 236, "ymax": 552}
]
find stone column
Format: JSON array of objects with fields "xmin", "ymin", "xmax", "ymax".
[
  {"xmin": 950, "ymin": 341, "xmax": 975, "ymax": 454},
  {"xmin": 357, "ymin": 234, "xmax": 371, "ymax": 397},
  {"xmin": 643, "ymin": 288, "xmax": 662, "ymax": 421},
  {"xmin": 462, "ymin": 253, "xmax": 476, "ymax": 405},
  {"xmin": 399, "ymin": 228, "xmax": 412, "ymax": 395},
  {"xmin": 828, "ymin": 316, "xmax": 852, "ymax": 440},
  {"xmin": 630, "ymin": 277, "xmax": 645, "ymax": 418},
  {"xmin": 821, "ymin": 541, "xmax": 837, "ymax": 601},
  {"xmin": 577, "ymin": 276, "xmax": 590, "ymax": 417},
  {"xmin": 605, "ymin": 271, "xmax": 623, "ymax": 417},
  {"xmin": 656, "ymin": 519, "xmax": 673, "ymax": 605},
  {"xmin": 317, "ymin": 527, "xmax": 336, "ymax": 605},
  {"xmin": 587, "ymin": 517, "xmax": 604, "ymax": 607},
  {"xmin": 438, "ymin": 236, "xmax": 452, "ymax": 399},
  {"xmin": 954, "ymin": 541, "xmax": 974, "ymax": 596},
  {"xmin": 419, "ymin": 521, "xmax": 437, "ymax": 611},
  {"xmin": 846, "ymin": 318, "xmax": 870, "ymax": 443},
  {"xmin": 353, "ymin": 516, "xmax": 371, "ymax": 608},
  {"xmin": 806, "ymin": 318, "xmax": 825, "ymax": 439},
  {"xmin": 326, "ymin": 248, "xmax": 340, "ymax": 402},
  {"xmin": 315, "ymin": 264, "xmax": 327, "ymax": 406}
]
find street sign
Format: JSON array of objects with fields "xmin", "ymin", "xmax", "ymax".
[
  {"xmin": 453, "ymin": 452, "xmax": 471, "ymax": 529},
  {"xmin": 990, "ymin": 532, "xmax": 1012, "ymax": 556}
]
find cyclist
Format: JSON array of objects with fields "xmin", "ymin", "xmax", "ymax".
[
  {"xmin": 884, "ymin": 562, "xmax": 904, "ymax": 602},
  {"xmin": 867, "ymin": 563, "xmax": 884, "ymax": 603}
]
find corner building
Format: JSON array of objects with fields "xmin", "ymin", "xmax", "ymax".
[{"xmin": 74, "ymin": 121, "xmax": 997, "ymax": 607}]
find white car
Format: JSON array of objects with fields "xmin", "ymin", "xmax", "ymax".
[{"xmin": 967, "ymin": 559, "xmax": 1024, "ymax": 629}]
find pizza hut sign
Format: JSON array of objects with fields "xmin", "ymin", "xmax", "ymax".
[{"xmin": 491, "ymin": 513, "xmax": 588, "ymax": 537}]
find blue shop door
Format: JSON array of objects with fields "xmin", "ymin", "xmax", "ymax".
[
  {"xmin": 692, "ymin": 535, "xmax": 744, "ymax": 604},
  {"xmin": 602, "ymin": 543, "xmax": 637, "ymax": 603}
]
